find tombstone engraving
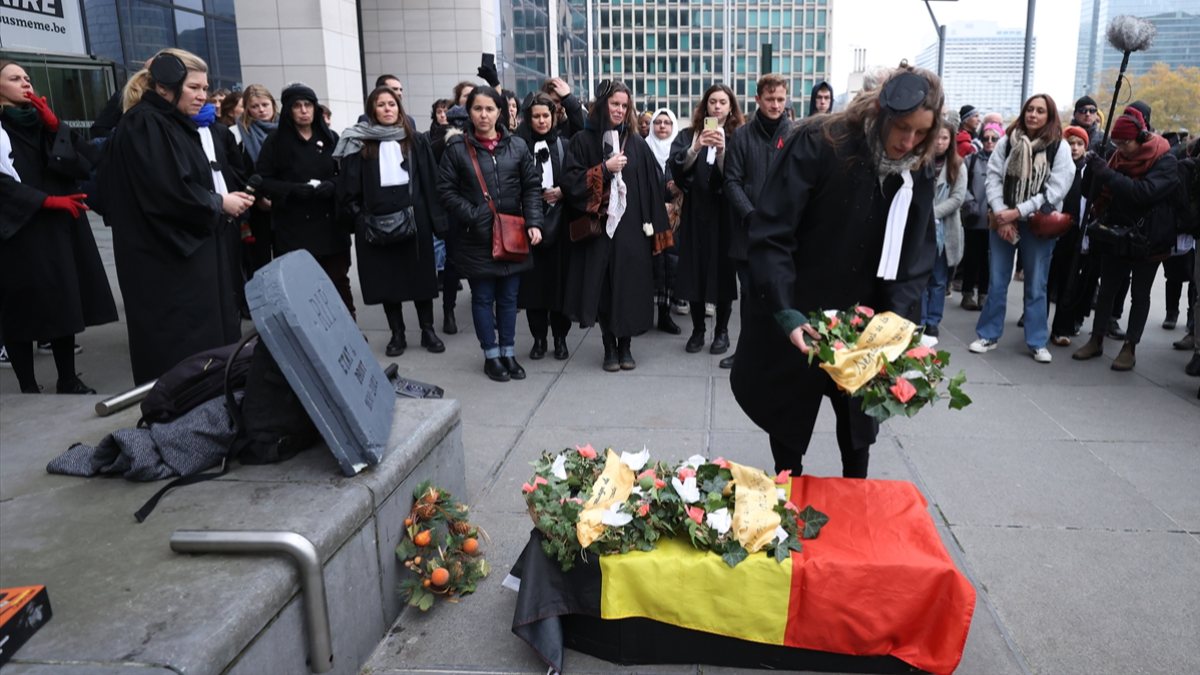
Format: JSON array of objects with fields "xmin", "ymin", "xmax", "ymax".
[{"xmin": 245, "ymin": 250, "xmax": 396, "ymax": 475}]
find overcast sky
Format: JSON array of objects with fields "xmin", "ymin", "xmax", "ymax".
[{"xmin": 830, "ymin": 0, "xmax": 1083, "ymax": 106}]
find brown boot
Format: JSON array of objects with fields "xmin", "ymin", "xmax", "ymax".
[
  {"xmin": 1111, "ymin": 341, "xmax": 1136, "ymax": 371},
  {"xmin": 1072, "ymin": 337, "xmax": 1104, "ymax": 360}
]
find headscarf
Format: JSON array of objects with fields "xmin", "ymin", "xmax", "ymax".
[
  {"xmin": 644, "ymin": 108, "xmax": 678, "ymax": 172},
  {"xmin": 278, "ymin": 83, "xmax": 335, "ymax": 146}
]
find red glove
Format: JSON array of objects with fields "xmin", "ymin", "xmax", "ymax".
[
  {"xmin": 43, "ymin": 194, "xmax": 89, "ymax": 218},
  {"xmin": 24, "ymin": 92, "xmax": 59, "ymax": 132}
]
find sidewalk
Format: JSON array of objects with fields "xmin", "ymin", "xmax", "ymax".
[{"xmin": 2, "ymin": 220, "xmax": 1198, "ymax": 674}]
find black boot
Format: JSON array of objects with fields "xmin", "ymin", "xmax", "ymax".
[
  {"xmin": 602, "ymin": 335, "xmax": 619, "ymax": 372},
  {"xmin": 710, "ymin": 331, "xmax": 730, "ymax": 354},
  {"xmin": 443, "ymin": 307, "xmax": 458, "ymax": 334},
  {"xmin": 56, "ymin": 374, "xmax": 96, "ymax": 394},
  {"xmin": 484, "ymin": 357, "xmax": 510, "ymax": 382},
  {"xmin": 617, "ymin": 337, "xmax": 636, "ymax": 370},
  {"xmin": 385, "ymin": 305, "xmax": 407, "ymax": 357},
  {"xmin": 685, "ymin": 330, "xmax": 705, "ymax": 353},
  {"xmin": 552, "ymin": 336, "xmax": 569, "ymax": 360},
  {"xmin": 420, "ymin": 327, "xmax": 445, "ymax": 353},
  {"xmin": 501, "ymin": 355, "xmax": 526, "ymax": 379},
  {"xmin": 712, "ymin": 303, "xmax": 732, "ymax": 354},
  {"xmin": 529, "ymin": 337, "xmax": 547, "ymax": 360},
  {"xmin": 719, "ymin": 354, "xmax": 735, "ymax": 369},
  {"xmin": 657, "ymin": 304, "xmax": 681, "ymax": 334}
]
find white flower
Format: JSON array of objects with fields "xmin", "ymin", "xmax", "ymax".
[
  {"xmin": 550, "ymin": 453, "xmax": 568, "ymax": 480},
  {"xmin": 672, "ymin": 475, "xmax": 701, "ymax": 503},
  {"xmin": 600, "ymin": 502, "xmax": 633, "ymax": 527},
  {"xmin": 900, "ymin": 370, "xmax": 925, "ymax": 381},
  {"xmin": 706, "ymin": 507, "xmax": 732, "ymax": 535},
  {"xmin": 631, "ymin": 486, "xmax": 645, "ymax": 497},
  {"xmin": 642, "ymin": 222, "xmax": 654, "ymax": 236},
  {"xmin": 824, "ymin": 309, "xmax": 839, "ymax": 318},
  {"xmin": 773, "ymin": 526, "xmax": 789, "ymax": 544},
  {"xmin": 620, "ymin": 447, "xmax": 650, "ymax": 472},
  {"xmin": 682, "ymin": 454, "xmax": 707, "ymax": 470},
  {"xmin": 777, "ymin": 488, "xmax": 788, "ymax": 502}
]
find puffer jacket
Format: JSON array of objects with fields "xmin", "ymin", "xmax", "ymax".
[
  {"xmin": 1083, "ymin": 147, "xmax": 1180, "ymax": 258},
  {"xmin": 437, "ymin": 128, "xmax": 544, "ymax": 278}
]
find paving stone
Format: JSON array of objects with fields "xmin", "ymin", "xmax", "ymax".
[
  {"xmin": 1082, "ymin": 440, "xmax": 1200, "ymax": 531},
  {"xmin": 530, "ymin": 372, "xmax": 709, "ymax": 430},
  {"xmin": 1020, "ymin": 383, "xmax": 1200, "ymax": 442}
]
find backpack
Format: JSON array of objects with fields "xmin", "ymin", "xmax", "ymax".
[
  {"xmin": 138, "ymin": 341, "xmax": 255, "ymax": 427},
  {"xmin": 133, "ymin": 330, "xmax": 318, "ymax": 522}
]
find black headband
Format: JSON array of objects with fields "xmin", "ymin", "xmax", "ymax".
[{"xmin": 880, "ymin": 72, "xmax": 928, "ymax": 115}]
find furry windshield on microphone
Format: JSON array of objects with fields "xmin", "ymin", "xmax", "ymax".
[{"xmin": 1106, "ymin": 15, "xmax": 1157, "ymax": 53}]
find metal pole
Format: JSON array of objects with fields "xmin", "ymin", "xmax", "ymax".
[
  {"xmin": 1020, "ymin": 0, "xmax": 1036, "ymax": 104},
  {"xmin": 170, "ymin": 531, "xmax": 333, "ymax": 674},
  {"xmin": 937, "ymin": 24, "xmax": 946, "ymax": 79},
  {"xmin": 95, "ymin": 381, "xmax": 155, "ymax": 417},
  {"xmin": 548, "ymin": 0, "xmax": 559, "ymax": 78},
  {"xmin": 585, "ymin": 0, "xmax": 595, "ymax": 95}
]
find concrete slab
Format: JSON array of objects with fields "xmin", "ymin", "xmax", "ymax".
[
  {"xmin": 530, "ymin": 372, "xmax": 710, "ymax": 431},
  {"xmin": 1082, "ymin": 440, "xmax": 1200, "ymax": 531},
  {"xmin": 953, "ymin": 527, "xmax": 1200, "ymax": 675},
  {"xmin": 884, "ymin": 382, "xmax": 1071, "ymax": 441},
  {"xmin": 461, "ymin": 423, "xmax": 523, "ymax": 503},
  {"xmin": 561, "ymin": 329, "xmax": 724, "ymax": 377},
  {"xmin": 1020, "ymin": 383, "xmax": 1200, "ymax": 442},
  {"xmin": 896, "ymin": 435, "xmax": 1179, "ymax": 530}
]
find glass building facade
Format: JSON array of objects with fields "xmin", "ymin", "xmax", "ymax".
[
  {"xmin": 83, "ymin": 0, "xmax": 242, "ymax": 91},
  {"xmin": 917, "ymin": 23, "xmax": 1032, "ymax": 118},
  {"xmin": 1075, "ymin": 0, "xmax": 1200, "ymax": 96}
]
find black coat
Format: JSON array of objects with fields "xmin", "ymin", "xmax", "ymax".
[
  {"xmin": 517, "ymin": 133, "xmax": 568, "ymax": 310},
  {"xmin": 99, "ymin": 91, "xmax": 242, "ymax": 384},
  {"xmin": 560, "ymin": 127, "xmax": 670, "ymax": 336},
  {"xmin": 256, "ymin": 125, "xmax": 348, "ymax": 257},
  {"xmin": 338, "ymin": 134, "xmax": 446, "ymax": 304},
  {"xmin": 0, "ymin": 117, "xmax": 117, "ymax": 343},
  {"xmin": 724, "ymin": 113, "xmax": 793, "ymax": 261},
  {"xmin": 1084, "ymin": 146, "xmax": 1180, "ymax": 259},
  {"xmin": 668, "ymin": 128, "xmax": 737, "ymax": 304},
  {"xmin": 437, "ymin": 129, "xmax": 543, "ymax": 279},
  {"xmin": 555, "ymin": 94, "xmax": 586, "ymax": 139},
  {"xmin": 731, "ymin": 121, "xmax": 936, "ymax": 451},
  {"xmin": 960, "ymin": 149, "xmax": 992, "ymax": 230}
]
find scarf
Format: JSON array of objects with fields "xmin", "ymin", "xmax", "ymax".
[
  {"xmin": 1108, "ymin": 134, "xmax": 1170, "ymax": 178},
  {"xmin": 1002, "ymin": 128, "xmax": 1053, "ymax": 208},
  {"xmin": 605, "ymin": 129, "xmax": 627, "ymax": 238},
  {"xmin": 644, "ymin": 108, "xmax": 678, "ymax": 172},
  {"xmin": 242, "ymin": 118, "xmax": 277, "ymax": 163},
  {"xmin": 196, "ymin": 127, "xmax": 229, "ymax": 196},
  {"xmin": 191, "ymin": 103, "xmax": 216, "ymax": 128},
  {"xmin": 873, "ymin": 146, "xmax": 921, "ymax": 280},
  {"xmin": 2, "ymin": 105, "xmax": 39, "ymax": 128},
  {"xmin": 331, "ymin": 120, "xmax": 407, "ymax": 159}
]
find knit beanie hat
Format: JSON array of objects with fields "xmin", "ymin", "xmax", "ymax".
[
  {"xmin": 1063, "ymin": 126, "xmax": 1089, "ymax": 145},
  {"xmin": 1074, "ymin": 95, "xmax": 1097, "ymax": 111},
  {"xmin": 280, "ymin": 83, "xmax": 319, "ymax": 112},
  {"xmin": 958, "ymin": 105, "xmax": 979, "ymax": 124},
  {"xmin": 1126, "ymin": 100, "xmax": 1152, "ymax": 129},
  {"xmin": 982, "ymin": 122, "xmax": 1005, "ymax": 139},
  {"xmin": 1111, "ymin": 108, "xmax": 1146, "ymax": 141}
]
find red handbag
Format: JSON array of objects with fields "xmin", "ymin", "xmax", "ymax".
[{"xmin": 467, "ymin": 144, "xmax": 529, "ymax": 263}]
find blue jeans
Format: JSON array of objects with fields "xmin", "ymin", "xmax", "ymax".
[
  {"xmin": 469, "ymin": 275, "xmax": 519, "ymax": 358},
  {"xmin": 921, "ymin": 252, "xmax": 949, "ymax": 328},
  {"xmin": 975, "ymin": 222, "xmax": 1057, "ymax": 349}
]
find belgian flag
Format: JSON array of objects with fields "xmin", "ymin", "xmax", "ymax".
[{"xmin": 512, "ymin": 476, "xmax": 975, "ymax": 674}]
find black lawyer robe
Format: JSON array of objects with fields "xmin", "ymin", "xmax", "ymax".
[
  {"xmin": 256, "ymin": 125, "xmax": 348, "ymax": 257},
  {"xmin": 667, "ymin": 128, "xmax": 737, "ymax": 305},
  {"xmin": 0, "ymin": 119, "xmax": 117, "ymax": 343},
  {"xmin": 730, "ymin": 122, "xmax": 936, "ymax": 461},
  {"xmin": 99, "ymin": 91, "xmax": 242, "ymax": 384},
  {"xmin": 338, "ymin": 134, "xmax": 446, "ymax": 305},
  {"xmin": 517, "ymin": 133, "xmax": 568, "ymax": 311},
  {"xmin": 560, "ymin": 127, "xmax": 670, "ymax": 337}
]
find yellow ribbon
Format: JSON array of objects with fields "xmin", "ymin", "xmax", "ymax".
[
  {"xmin": 729, "ymin": 462, "xmax": 781, "ymax": 553},
  {"xmin": 819, "ymin": 311, "xmax": 916, "ymax": 394},
  {"xmin": 577, "ymin": 448, "xmax": 636, "ymax": 548}
]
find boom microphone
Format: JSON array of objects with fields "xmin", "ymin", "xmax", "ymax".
[{"xmin": 1106, "ymin": 15, "xmax": 1156, "ymax": 53}]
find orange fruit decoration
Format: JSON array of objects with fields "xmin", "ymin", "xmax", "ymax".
[
  {"xmin": 413, "ymin": 530, "xmax": 432, "ymax": 547},
  {"xmin": 430, "ymin": 567, "xmax": 450, "ymax": 587},
  {"xmin": 462, "ymin": 538, "xmax": 479, "ymax": 555}
]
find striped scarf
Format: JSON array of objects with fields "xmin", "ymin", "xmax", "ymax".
[{"xmin": 1002, "ymin": 128, "xmax": 1052, "ymax": 208}]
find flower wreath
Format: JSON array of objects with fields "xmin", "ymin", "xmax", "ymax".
[{"xmin": 396, "ymin": 481, "xmax": 490, "ymax": 611}]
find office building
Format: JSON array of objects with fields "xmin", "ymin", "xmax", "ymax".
[
  {"xmin": 917, "ymin": 21, "xmax": 1032, "ymax": 119},
  {"xmin": 1075, "ymin": 0, "xmax": 1200, "ymax": 97}
]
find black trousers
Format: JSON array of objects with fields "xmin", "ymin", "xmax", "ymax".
[
  {"xmin": 1090, "ymin": 255, "xmax": 1160, "ymax": 345},
  {"xmin": 315, "ymin": 252, "xmax": 355, "ymax": 321},
  {"xmin": 527, "ymin": 309, "xmax": 571, "ymax": 340},
  {"xmin": 959, "ymin": 229, "xmax": 990, "ymax": 295},
  {"xmin": 1163, "ymin": 251, "xmax": 1196, "ymax": 329},
  {"xmin": 730, "ymin": 313, "xmax": 875, "ymax": 478}
]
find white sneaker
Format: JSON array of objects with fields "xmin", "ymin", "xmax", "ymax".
[
  {"xmin": 705, "ymin": 303, "xmax": 716, "ymax": 317},
  {"xmin": 969, "ymin": 338, "xmax": 999, "ymax": 353},
  {"xmin": 1030, "ymin": 347, "xmax": 1052, "ymax": 363}
]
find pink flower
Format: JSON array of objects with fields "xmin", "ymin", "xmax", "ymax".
[
  {"xmin": 686, "ymin": 506, "xmax": 705, "ymax": 525},
  {"xmin": 828, "ymin": 316, "xmax": 840, "ymax": 329},
  {"xmin": 677, "ymin": 466, "xmax": 697, "ymax": 480},
  {"xmin": 569, "ymin": 497, "xmax": 584, "ymax": 505},
  {"xmin": 784, "ymin": 501, "xmax": 800, "ymax": 513},
  {"xmin": 637, "ymin": 469, "xmax": 656, "ymax": 480},
  {"xmin": 905, "ymin": 345, "xmax": 935, "ymax": 360},
  {"xmin": 654, "ymin": 478, "xmax": 666, "ymax": 489},
  {"xmin": 833, "ymin": 341, "xmax": 847, "ymax": 350},
  {"xmin": 890, "ymin": 378, "xmax": 917, "ymax": 404},
  {"xmin": 713, "ymin": 457, "xmax": 730, "ymax": 469},
  {"xmin": 576, "ymin": 444, "xmax": 597, "ymax": 459},
  {"xmin": 774, "ymin": 469, "xmax": 792, "ymax": 484},
  {"xmin": 533, "ymin": 476, "xmax": 548, "ymax": 487},
  {"xmin": 522, "ymin": 482, "xmax": 535, "ymax": 494},
  {"xmin": 857, "ymin": 305, "xmax": 875, "ymax": 318},
  {"xmin": 637, "ymin": 502, "xmax": 650, "ymax": 517},
  {"xmin": 850, "ymin": 315, "xmax": 864, "ymax": 327}
]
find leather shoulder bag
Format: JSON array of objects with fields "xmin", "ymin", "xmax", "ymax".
[{"xmin": 467, "ymin": 143, "xmax": 529, "ymax": 263}]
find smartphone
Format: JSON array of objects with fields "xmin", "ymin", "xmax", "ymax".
[
  {"xmin": 482, "ymin": 53, "xmax": 496, "ymax": 67},
  {"xmin": 703, "ymin": 116, "xmax": 719, "ymax": 131}
]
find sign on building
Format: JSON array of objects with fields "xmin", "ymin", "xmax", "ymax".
[{"xmin": 0, "ymin": 0, "xmax": 87, "ymax": 55}]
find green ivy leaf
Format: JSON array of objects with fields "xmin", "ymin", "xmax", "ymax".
[
  {"xmin": 417, "ymin": 591, "xmax": 435, "ymax": 611},
  {"xmin": 721, "ymin": 543, "xmax": 749, "ymax": 568},
  {"xmin": 798, "ymin": 506, "xmax": 830, "ymax": 539},
  {"xmin": 700, "ymin": 473, "xmax": 728, "ymax": 495}
]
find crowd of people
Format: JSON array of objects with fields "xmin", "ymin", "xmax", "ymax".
[{"xmin": 2, "ymin": 51, "xmax": 1196, "ymax": 475}]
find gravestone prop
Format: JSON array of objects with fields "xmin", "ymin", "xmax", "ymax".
[{"xmin": 245, "ymin": 250, "xmax": 396, "ymax": 476}]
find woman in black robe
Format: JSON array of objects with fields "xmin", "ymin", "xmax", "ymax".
[
  {"xmin": 256, "ymin": 84, "xmax": 352, "ymax": 317},
  {"xmin": 98, "ymin": 48, "xmax": 255, "ymax": 385},
  {"xmin": 669, "ymin": 84, "xmax": 743, "ymax": 356},
  {"xmin": 561, "ymin": 80, "xmax": 671, "ymax": 371},
  {"xmin": 0, "ymin": 59, "xmax": 117, "ymax": 393},
  {"xmin": 516, "ymin": 93, "xmax": 570, "ymax": 360},
  {"xmin": 336, "ymin": 86, "xmax": 447, "ymax": 357},
  {"xmin": 730, "ymin": 66, "xmax": 943, "ymax": 479}
]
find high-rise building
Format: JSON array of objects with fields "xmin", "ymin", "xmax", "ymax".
[
  {"xmin": 916, "ymin": 21, "xmax": 1032, "ymax": 119},
  {"xmin": 561, "ymin": 0, "xmax": 833, "ymax": 123},
  {"xmin": 1075, "ymin": 0, "xmax": 1200, "ymax": 97}
]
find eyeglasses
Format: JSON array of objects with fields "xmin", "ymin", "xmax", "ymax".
[
  {"xmin": 1077, "ymin": 107, "xmax": 1098, "ymax": 114},
  {"xmin": 982, "ymin": 135, "xmax": 1000, "ymax": 142},
  {"xmin": 654, "ymin": 119, "xmax": 672, "ymax": 125}
]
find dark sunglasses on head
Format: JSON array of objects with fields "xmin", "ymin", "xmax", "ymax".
[
  {"xmin": 1077, "ymin": 107, "xmax": 1098, "ymax": 114},
  {"xmin": 982, "ymin": 135, "xmax": 1000, "ymax": 142}
]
